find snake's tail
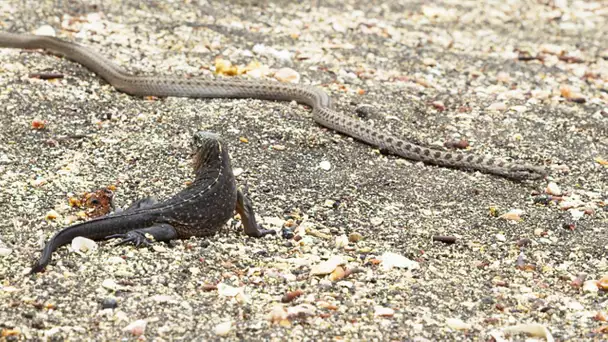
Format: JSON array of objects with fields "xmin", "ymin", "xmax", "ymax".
[{"xmin": 314, "ymin": 107, "xmax": 547, "ymax": 180}]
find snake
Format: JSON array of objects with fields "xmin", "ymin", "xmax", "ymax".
[{"xmin": 0, "ymin": 31, "xmax": 547, "ymax": 180}]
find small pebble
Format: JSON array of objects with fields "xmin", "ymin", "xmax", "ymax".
[
  {"xmin": 72, "ymin": 237, "xmax": 98, "ymax": 253},
  {"xmin": 310, "ymin": 256, "xmax": 345, "ymax": 275},
  {"xmin": 422, "ymin": 58, "xmax": 437, "ymax": 66},
  {"xmin": 335, "ymin": 235, "xmax": 349, "ymax": 248},
  {"xmin": 533, "ymin": 195, "xmax": 552, "ymax": 205},
  {"xmin": 499, "ymin": 209, "xmax": 523, "ymax": 222},
  {"xmin": 123, "ymin": 319, "xmax": 146, "ymax": 336},
  {"xmin": 355, "ymin": 104, "xmax": 376, "ymax": 118},
  {"xmin": 318, "ymin": 279, "xmax": 333, "ymax": 289},
  {"xmin": 496, "ymin": 72, "xmax": 511, "ymax": 83},
  {"xmin": 45, "ymin": 210, "xmax": 59, "ymax": 220},
  {"xmin": 217, "ymin": 283, "xmax": 242, "ymax": 297},
  {"xmin": 319, "ymin": 161, "xmax": 331, "ymax": 171},
  {"xmin": 487, "ymin": 102, "xmax": 507, "ymax": 111},
  {"xmin": 545, "ymin": 182, "xmax": 562, "ymax": 196},
  {"xmin": 106, "ymin": 256, "xmax": 126, "ymax": 264},
  {"xmin": 101, "ymin": 297, "xmax": 118, "ymax": 309},
  {"xmin": 446, "ymin": 318, "xmax": 471, "ymax": 330},
  {"xmin": 281, "ymin": 290, "xmax": 304, "ymax": 303},
  {"xmin": 582, "ymin": 280, "xmax": 599, "ymax": 293},
  {"xmin": 444, "ymin": 139, "xmax": 468, "ymax": 149},
  {"xmin": 598, "ymin": 276, "xmax": 608, "ymax": 290},
  {"xmin": 152, "ymin": 245, "xmax": 167, "ymax": 252},
  {"xmin": 432, "ymin": 236, "xmax": 457, "ymax": 244},
  {"xmin": 34, "ymin": 25, "xmax": 56, "ymax": 37},
  {"xmin": 267, "ymin": 304, "xmax": 288, "ymax": 324},
  {"xmin": 274, "ymin": 68, "xmax": 300, "ymax": 83},
  {"xmin": 370, "ymin": 217, "xmax": 383, "ymax": 226},
  {"xmin": 348, "ymin": 232, "xmax": 363, "ymax": 243},
  {"xmin": 570, "ymin": 209, "xmax": 584, "ymax": 221},
  {"xmin": 323, "ymin": 199, "xmax": 335, "ymax": 207},
  {"xmin": 214, "ymin": 321, "xmax": 232, "ymax": 336},
  {"xmin": 380, "ymin": 252, "xmax": 419, "ymax": 271},
  {"xmin": 431, "ymin": 101, "xmax": 446, "ymax": 111},
  {"xmin": 374, "ymin": 306, "xmax": 395, "ymax": 317},
  {"xmin": 101, "ymin": 279, "xmax": 119, "ymax": 291},
  {"xmin": 329, "ymin": 266, "xmax": 346, "ymax": 281},
  {"xmin": 282, "ymin": 228, "xmax": 295, "ymax": 239}
]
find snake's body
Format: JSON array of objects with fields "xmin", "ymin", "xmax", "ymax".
[{"xmin": 0, "ymin": 32, "xmax": 546, "ymax": 180}]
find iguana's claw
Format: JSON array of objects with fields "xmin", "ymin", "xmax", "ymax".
[
  {"xmin": 107, "ymin": 231, "xmax": 152, "ymax": 247},
  {"xmin": 248, "ymin": 224, "xmax": 277, "ymax": 238}
]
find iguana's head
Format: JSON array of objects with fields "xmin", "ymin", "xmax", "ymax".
[{"xmin": 191, "ymin": 131, "xmax": 225, "ymax": 171}]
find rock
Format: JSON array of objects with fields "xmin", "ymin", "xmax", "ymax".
[
  {"xmin": 348, "ymin": 232, "xmax": 363, "ymax": 242},
  {"xmin": 101, "ymin": 297, "xmax": 118, "ymax": 309}
]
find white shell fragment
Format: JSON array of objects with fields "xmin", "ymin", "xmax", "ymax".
[
  {"xmin": 217, "ymin": 283, "xmax": 250, "ymax": 303},
  {"xmin": 374, "ymin": 306, "xmax": 395, "ymax": 317},
  {"xmin": 319, "ymin": 160, "xmax": 331, "ymax": 171},
  {"xmin": 214, "ymin": 321, "xmax": 232, "ymax": 336},
  {"xmin": 370, "ymin": 217, "xmax": 384, "ymax": 226},
  {"xmin": 252, "ymin": 44, "xmax": 292, "ymax": 63},
  {"xmin": 0, "ymin": 247, "xmax": 12, "ymax": 257},
  {"xmin": 102, "ymin": 279, "xmax": 119, "ymax": 291},
  {"xmin": 502, "ymin": 323, "xmax": 554, "ymax": 342},
  {"xmin": 545, "ymin": 182, "xmax": 562, "ymax": 196},
  {"xmin": 487, "ymin": 102, "xmax": 507, "ymax": 111},
  {"xmin": 34, "ymin": 25, "xmax": 56, "ymax": 37},
  {"xmin": 267, "ymin": 304, "xmax": 288, "ymax": 323},
  {"xmin": 287, "ymin": 304, "xmax": 316, "ymax": 318},
  {"xmin": 274, "ymin": 68, "xmax": 300, "ymax": 83},
  {"xmin": 233, "ymin": 167, "xmax": 244, "ymax": 177},
  {"xmin": 45, "ymin": 210, "xmax": 59, "ymax": 220},
  {"xmin": 335, "ymin": 235, "xmax": 349, "ymax": 248},
  {"xmin": 217, "ymin": 283, "xmax": 241, "ymax": 297},
  {"xmin": 123, "ymin": 319, "xmax": 147, "ymax": 336},
  {"xmin": 446, "ymin": 318, "xmax": 472, "ymax": 330},
  {"xmin": 379, "ymin": 252, "xmax": 419, "ymax": 271},
  {"xmin": 570, "ymin": 209, "xmax": 585, "ymax": 221},
  {"xmin": 499, "ymin": 209, "xmax": 523, "ymax": 222},
  {"xmin": 310, "ymin": 256, "xmax": 346, "ymax": 275},
  {"xmin": 106, "ymin": 256, "xmax": 126, "ymax": 264},
  {"xmin": 582, "ymin": 280, "xmax": 599, "ymax": 293},
  {"xmin": 72, "ymin": 237, "xmax": 98, "ymax": 253}
]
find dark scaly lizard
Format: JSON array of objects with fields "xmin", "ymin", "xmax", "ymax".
[{"xmin": 29, "ymin": 132, "xmax": 275, "ymax": 274}]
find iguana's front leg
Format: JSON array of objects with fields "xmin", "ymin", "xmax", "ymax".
[{"xmin": 235, "ymin": 190, "xmax": 276, "ymax": 237}]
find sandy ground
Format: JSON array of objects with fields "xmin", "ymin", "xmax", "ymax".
[{"xmin": 1, "ymin": 0, "xmax": 607, "ymax": 340}]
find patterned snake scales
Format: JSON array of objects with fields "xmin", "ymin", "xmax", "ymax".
[{"xmin": 0, "ymin": 32, "xmax": 547, "ymax": 180}]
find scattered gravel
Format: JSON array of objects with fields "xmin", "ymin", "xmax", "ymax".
[{"xmin": 1, "ymin": 0, "xmax": 607, "ymax": 340}]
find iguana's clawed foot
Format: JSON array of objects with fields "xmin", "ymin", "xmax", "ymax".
[
  {"xmin": 247, "ymin": 224, "xmax": 276, "ymax": 238},
  {"xmin": 235, "ymin": 189, "xmax": 276, "ymax": 238},
  {"xmin": 107, "ymin": 231, "xmax": 153, "ymax": 247}
]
